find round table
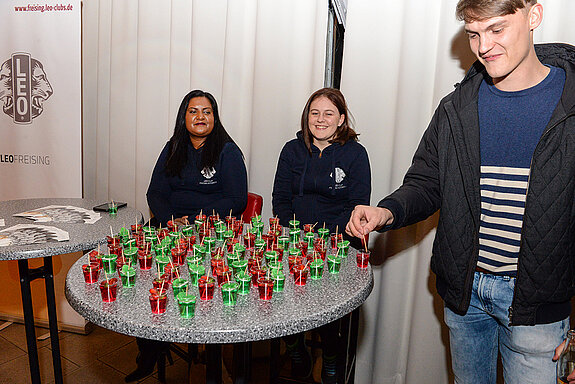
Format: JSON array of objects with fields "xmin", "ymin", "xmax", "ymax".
[
  {"xmin": 65, "ymin": 237, "xmax": 373, "ymax": 383},
  {"xmin": 0, "ymin": 198, "xmax": 143, "ymax": 384}
]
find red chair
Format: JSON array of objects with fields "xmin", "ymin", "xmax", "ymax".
[{"xmin": 241, "ymin": 192, "xmax": 263, "ymax": 223}]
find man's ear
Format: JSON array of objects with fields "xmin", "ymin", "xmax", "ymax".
[{"xmin": 528, "ymin": 3, "xmax": 543, "ymax": 31}]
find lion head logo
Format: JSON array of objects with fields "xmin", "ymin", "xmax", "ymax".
[{"xmin": 0, "ymin": 54, "xmax": 53, "ymax": 123}]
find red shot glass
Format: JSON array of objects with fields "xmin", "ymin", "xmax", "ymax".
[
  {"xmin": 99, "ymin": 278, "xmax": 118, "ymax": 302},
  {"xmin": 257, "ymin": 277, "xmax": 274, "ymax": 300},
  {"xmin": 82, "ymin": 263, "xmax": 100, "ymax": 284},
  {"xmin": 293, "ymin": 265, "xmax": 309, "ymax": 286},
  {"xmin": 198, "ymin": 276, "xmax": 216, "ymax": 300},
  {"xmin": 171, "ymin": 247, "xmax": 187, "ymax": 266},
  {"xmin": 138, "ymin": 253, "xmax": 153, "ymax": 270},
  {"xmin": 149, "ymin": 289, "xmax": 168, "ymax": 314},
  {"xmin": 356, "ymin": 250, "xmax": 371, "ymax": 268}
]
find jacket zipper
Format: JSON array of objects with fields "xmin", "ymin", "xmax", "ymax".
[{"xmin": 508, "ymin": 111, "xmax": 575, "ymax": 325}]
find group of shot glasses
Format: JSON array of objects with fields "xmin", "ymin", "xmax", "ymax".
[{"xmin": 81, "ymin": 213, "xmax": 371, "ymax": 319}]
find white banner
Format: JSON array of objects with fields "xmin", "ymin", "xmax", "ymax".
[{"xmin": 0, "ymin": 0, "xmax": 81, "ymax": 199}]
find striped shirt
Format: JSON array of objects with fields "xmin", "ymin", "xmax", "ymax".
[{"xmin": 478, "ymin": 66, "xmax": 564, "ymax": 275}]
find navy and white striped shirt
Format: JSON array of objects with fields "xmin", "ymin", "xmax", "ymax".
[{"xmin": 478, "ymin": 66, "xmax": 564, "ymax": 275}]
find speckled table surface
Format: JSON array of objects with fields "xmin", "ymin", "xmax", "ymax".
[
  {"xmin": 0, "ymin": 198, "xmax": 143, "ymax": 260},
  {"xmin": 65, "ymin": 243, "xmax": 373, "ymax": 344}
]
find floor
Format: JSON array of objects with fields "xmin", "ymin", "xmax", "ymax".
[{"xmin": 0, "ymin": 321, "xmax": 322, "ymax": 384}]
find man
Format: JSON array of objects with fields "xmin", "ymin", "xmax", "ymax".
[{"xmin": 346, "ymin": 1, "xmax": 575, "ymax": 383}]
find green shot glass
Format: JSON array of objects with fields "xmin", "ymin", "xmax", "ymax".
[
  {"xmin": 254, "ymin": 239, "xmax": 266, "ymax": 252},
  {"xmin": 123, "ymin": 247, "xmax": 138, "ymax": 264},
  {"xmin": 221, "ymin": 281, "xmax": 240, "ymax": 306},
  {"xmin": 194, "ymin": 219, "xmax": 205, "ymax": 233},
  {"xmin": 172, "ymin": 278, "xmax": 189, "ymax": 298},
  {"xmin": 188, "ymin": 263, "xmax": 206, "ymax": 287},
  {"xmin": 227, "ymin": 252, "xmax": 240, "ymax": 267},
  {"xmin": 143, "ymin": 226, "xmax": 156, "ymax": 237},
  {"xmin": 289, "ymin": 228, "xmax": 300, "ymax": 244},
  {"xmin": 271, "ymin": 270, "xmax": 286, "ymax": 292},
  {"xmin": 204, "ymin": 237, "xmax": 216, "ymax": 253},
  {"xmin": 235, "ymin": 271, "xmax": 251, "ymax": 295},
  {"xmin": 223, "ymin": 230, "xmax": 234, "ymax": 242},
  {"xmin": 277, "ymin": 235, "xmax": 290, "ymax": 250},
  {"xmin": 154, "ymin": 244, "xmax": 169, "ymax": 257},
  {"xmin": 310, "ymin": 259, "xmax": 324, "ymax": 280},
  {"xmin": 233, "ymin": 243, "xmax": 246, "ymax": 259},
  {"xmin": 120, "ymin": 265, "xmax": 136, "ymax": 287},
  {"xmin": 337, "ymin": 240, "xmax": 351, "ymax": 258},
  {"xmin": 265, "ymin": 250, "xmax": 279, "ymax": 265},
  {"xmin": 193, "ymin": 244, "xmax": 207, "ymax": 261},
  {"xmin": 251, "ymin": 215, "xmax": 263, "ymax": 226},
  {"xmin": 182, "ymin": 225, "xmax": 195, "ymax": 237},
  {"xmin": 327, "ymin": 255, "xmax": 342, "ymax": 274},
  {"xmin": 304, "ymin": 232, "xmax": 315, "ymax": 247},
  {"xmin": 232, "ymin": 259, "xmax": 248, "ymax": 276},
  {"xmin": 123, "ymin": 238, "xmax": 137, "ymax": 249},
  {"xmin": 289, "ymin": 219, "xmax": 300, "ymax": 231},
  {"xmin": 253, "ymin": 222, "xmax": 264, "ymax": 237},
  {"xmin": 176, "ymin": 292, "xmax": 196, "ymax": 319},
  {"xmin": 102, "ymin": 254, "xmax": 117, "ymax": 275},
  {"xmin": 267, "ymin": 260, "xmax": 283, "ymax": 275},
  {"xmin": 317, "ymin": 227, "xmax": 330, "ymax": 240},
  {"xmin": 215, "ymin": 226, "xmax": 226, "ymax": 241},
  {"xmin": 155, "ymin": 255, "xmax": 170, "ymax": 275}
]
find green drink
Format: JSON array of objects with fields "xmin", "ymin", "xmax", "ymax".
[
  {"xmin": 337, "ymin": 240, "xmax": 350, "ymax": 258},
  {"xmin": 193, "ymin": 244, "xmax": 207, "ymax": 261},
  {"xmin": 251, "ymin": 215, "xmax": 263, "ymax": 226},
  {"xmin": 327, "ymin": 255, "xmax": 342, "ymax": 274},
  {"xmin": 223, "ymin": 230, "xmax": 234, "ymax": 242},
  {"xmin": 304, "ymin": 232, "xmax": 315, "ymax": 247},
  {"xmin": 120, "ymin": 265, "xmax": 136, "ymax": 287},
  {"xmin": 310, "ymin": 259, "xmax": 324, "ymax": 279},
  {"xmin": 317, "ymin": 227, "xmax": 330, "ymax": 240},
  {"xmin": 123, "ymin": 247, "xmax": 138, "ymax": 264},
  {"xmin": 172, "ymin": 278, "xmax": 189, "ymax": 298},
  {"xmin": 123, "ymin": 238, "xmax": 136, "ymax": 249},
  {"xmin": 194, "ymin": 219, "xmax": 204, "ymax": 232},
  {"xmin": 289, "ymin": 219, "xmax": 300, "ymax": 230},
  {"xmin": 232, "ymin": 259, "xmax": 248, "ymax": 276},
  {"xmin": 253, "ymin": 221, "xmax": 264, "ymax": 237},
  {"xmin": 204, "ymin": 237, "xmax": 216, "ymax": 253},
  {"xmin": 265, "ymin": 250, "xmax": 279, "ymax": 264},
  {"xmin": 215, "ymin": 226, "xmax": 225, "ymax": 241},
  {"xmin": 235, "ymin": 271, "xmax": 251, "ymax": 295},
  {"xmin": 233, "ymin": 243, "xmax": 246, "ymax": 259},
  {"xmin": 181, "ymin": 225, "xmax": 194, "ymax": 237},
  {"xmin": 155, "ymin": 255, "xmax": 170, "ymax": 275},
  {"xmin": 143, "ymin": 226, "xmax": 156, "ymax": 236},
  {"xmin": 221, "ymin": 281, "xmax": 240, "ymax": 306},
  {"xmin": 188, "ymin": 263, "xmax": 206, "ymax": 287},
  {"xmin": 254, "ymin": 239, "xmax": 266, "ymax": 252},
  {"xmin": 268, "ymin": 260, "xmax": 283, "ymax": 275},
  {"xmin": 289, "ymin": 228, "xmax": 300, "ymax": 244},
  {"xmin": 271, "ymin": 270, "xmax": 285, "ymax": 292},
  {"xmin": 176, "ymin": 292, "xmax": 196, "ymax": 318},
  {"xmin": 102, "ymin": 254, "xmax": 117, "ymax": 275},
  {"xmin": 227, "ymin": 253, "xmax": 240, "ymax": 268},
  {"xmin": 277, "ymin": 236, "xmax": 290, "ymax": 249}
]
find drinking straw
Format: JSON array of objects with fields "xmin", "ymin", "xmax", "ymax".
[
  {"xmin": 109, "ymin": 225, "xmax": 114, "ymax": 238},
  {"xmin": 311, "ymin": 222, "xmax": 318, "ymax": 230},
  {"xmin": 105, "ymin": 272, "xmax": 111, "ymax": 299},
  {"xmin": 363, "ymin": 234, "xmax": 368, "ymax": 252}
]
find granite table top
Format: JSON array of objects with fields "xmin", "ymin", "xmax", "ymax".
[
  {"xmin": 0, "ymin": 198, "xmax": 143, "ymax": 260},
  {"xmin": 65, "ymin": 242, "xmax": 374, "ymax": 344}
]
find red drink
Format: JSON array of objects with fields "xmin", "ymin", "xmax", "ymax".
[
  {"xmin": 293, "ymin": 265, "xmax": 309, "ymax": 286},
  {"xmin": 313, "ymin": 243, "xmax": 327, "ymax": 260},
  {"xmin": 198, "ymin": 276, "xmax": 216, "ymax": 300},
  {"xmin": 257, "ymin": 277, "xmax": 274, "ymax": 300},
  {"xmin": 261, "ymin": 233, "xmax": 274, "ymax": 250},
  {"xmin": 99, "ymin": 278, "xmax": 118, "ymax": 302},
  {"xmin": 215, "ymin": 266, "xmax": 231, "ymax": 286},
  {"xmin": 152, "ymin": 278, "xmax": 170, "ymax": 293},
  {"xmin": 303, "ymin": 223, "xmax": 314, "ymax": 233},
  {"xmin": 82, "ymin": 263, "xmax": 100, "ymax": 284},
  {"xmin": 211, "ymin": 258, "xmax": 225, "ymax": 274},
  {"xmin": 288, "ymin": 255, "xmax": 305, "ymax": 274},
  {"xmin": 356, "ymin": 250, "xmax": 370, "ymax": 268},
  {"xmin": 138, "ymin": 254, "xmax": 153, "ymax": 270},
  {"xmin": 331, "ymin": 233, "xmax": 343, "ymax": 250},
  {"xmin": 106, "ymin": 235, "xmax": 121, "ymax": 248},
  {"xmin": 250, "ymin": 267, "xmax": 266, "ymax": 286},
  {"xmin": 171, "ymin": 247, "xmax": 187, "ymax": 265},
  {"xmin": 149, "ymin": 289, "xmax": 168, "ymax": 314}
]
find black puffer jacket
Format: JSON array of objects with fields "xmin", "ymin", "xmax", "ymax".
[{"xmin": 379, "ymin": 43, "xmax": 575, "ymax": 326}]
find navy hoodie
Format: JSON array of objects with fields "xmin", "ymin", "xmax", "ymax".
[
  {"xmin": 147, "ymin": 141, "xmax": 247, "ymax": 225},
  {"xmin": 272, "ymin": 132, "xmax": 371, "ymax": 242}
]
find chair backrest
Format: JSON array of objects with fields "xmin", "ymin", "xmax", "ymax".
[{"xmin": 241, "ymin": 192, "xmax": 263, "ymax": 223}]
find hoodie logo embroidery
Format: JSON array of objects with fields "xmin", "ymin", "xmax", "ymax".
[
  {"xmin": 200, "ymin": 167, "xmax": 217, "ymax": 185},
  {"xmin": 334, "ymin": 168, "xmax": 346, "ymax": 183}
]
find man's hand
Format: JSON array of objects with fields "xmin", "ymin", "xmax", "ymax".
[
  {"xmin": 173, "ymin": 216, "xmax": 189, "ymax": 227},
  {"xmin": 346, "ymin": 205, "xmax": 394, "ymax": 238},
  {"xmin": 554, "ymin": 340, "xmax": 575, "ymax": 383}
]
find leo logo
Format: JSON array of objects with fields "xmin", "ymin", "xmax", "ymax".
[
  {"xmin": 201, "ymin": 167, "xmax": 216, "ymax": 179},
  {"xmin": 0, "ymin": 53, "xmax": 53, "ymax": 124}
]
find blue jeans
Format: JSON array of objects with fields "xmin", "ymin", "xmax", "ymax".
[{"xmin": 444, "ymin": 271, "xmax": 569, "ymax": 384}]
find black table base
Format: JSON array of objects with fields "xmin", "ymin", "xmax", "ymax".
[{"xmin": 18, "ymin": 256, "xmax": 63, "ymax": 384}]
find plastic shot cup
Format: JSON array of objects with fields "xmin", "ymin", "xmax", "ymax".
[
  {"xmin": 193, "ymin": 244, "xmax": 207, "ymax": 261},
  {"xmin": 250, "ymin": 267, "xmax": 267, "ymax": 287},
  {"xmin": 289, "ymin": 219, "xmax": 300, "ymax": 231},
  {"xmin": 257, "ymin": 277, "xmax": 274, "ymax": 300},
  {"xmin": 203, "ymin": 237, "xmax": 216, "ymax": 253},
  {"xmin": 82, "ymin": 263, "xmax": 100, "ymax": 284},
  {"xmin": 155, "ymin": 255, "xmax": 170, "ymax": 275},
  {"xmin": 198, "ymin": 276, "xmax": 216, "ymax": 300},
  {"xmin": 120, "ymin": 265, "xmax": 136, "ymax": 287},
  {"xmin": 232, "ymin": 259, "xmax": 248, "ymax": 276},
  {"xmin": 221, "ymin": 281, "xmax": 240, "ymax": 306},
  {"xmin": 215, "ymin": 226, "xmax": 225, "ymax": 241},
  {"xmin": 215, "ymin": 266, "xmax": 232, "ymax": 286},
  {"xmin": 277, "ymin": 236, "xmax": 290, "ymax": 250},
  {"xmin": 176, "ymin": 292, "xmax": 196, "ymax": 318},
  {"xmin": 303, "ymin": 223, "xmax": 314, "ymax": 234},
  {"xmin": 138, "ymin": 253, "xmax": 153, "ymax": 270},
  {"xmin": 272, "ymin": 245, "xmax": 284, "ymax": 261},
  {"xmin": 236, "ymin": 271, "xmax": 251, "ymax": 295},
  {"xmin": 188, "ymin": 263, "xmax": 206, "ymax": 287},
  {"xmin": 330, "ymin": 233, "xmax": 343, "ymax": 250},
  {"xmin": 327, "ymin": 255, "xmax": 342, "ymax": 274},
  {"xmin": 293, "ymin": 264, "xmax": 309, "ymax": 286},
  {"xmin": 267, "ymin": 260, "xmax": 283, "ymax": 275},
  {"xmin": 101, "ymin": 254, "xmax": 117, "ymax": 275},
  {"xmin": 288, "ymin": 253, "xmax": 305, "ymax": 274},
  {"xmin": 149, "ymin": 289, "xmax": 168, "ymax": 314},
  {"xmin": 244, "ymin": 232, "xmax": 256, "ymax": 249},
  {"xmin": 233, "ymin": 243, "xmax": 246, "ymax": 259},
  {"xmin": 88, "ymin": 250, "xmax": 103, "ymax": 270},
  {"xmin": 309, "ymin": 259, "xmax": 324, "ymax": 280},
  {"xmin": 337, "ymin": 240, "xmax": 351, "ymax": 258},
  {"xmin": 99, "ymin": 278, "xmax": 118, "ymax": 302},
  {"xmin": 271, "ymin": 270, "xmax": 286, "ymax": 292},
  {"xmin": 172, "ymin": 277, "xmax": 189, "ymax": 298},
  {"xmin": 356, "ymin": 250, "xmax": 371, "ymax": 268},
  {"xmin": 289, "ymin": 228, "xmax": 300, "ymax": 244},
  {"xmin": 304, "ymin": 232, "xmax": 315, "ymax": 248},
  {"xmin": 313, "ymin": 242, "xmax": 327, "ymax": 261},
  {"xmin": 317, "ymin": 227, "xmax": 330, "ymax": 240},
  {"xmin": 211, "ymin": 257, "xmax": 225, "ymax": 275},
  {"xmin": 171, "ymin": 247, "xmax": 187, "ymax": 265},
  {"xmin": 265, "ymin": 250, "xmax": 279, "ymax": 265},
  {"xmin": 152, "ymin": 278, "xmax": 171, "ymax": 293},
  {"xmin": 123, "ymin": 246, "xmax": 137, "ymax": 263},
  {"xmin": 227, "ymin": 252, "xmax": 240, "ymax": 268},
  {"xmin": 269, "ymin": 217, "xmax": 280, "ymax": 229}
]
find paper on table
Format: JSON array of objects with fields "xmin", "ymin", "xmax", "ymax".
[
  {"xmin": 13, "ymin": 205, "xmax": 101, "ymax": 224},
  {"xmin": 0, "ymin": 219, "xmax": 4, "ymax": 227},
  {"xmin": 0, "ymin": 224, "xmax": 69, "ymax": 246}
]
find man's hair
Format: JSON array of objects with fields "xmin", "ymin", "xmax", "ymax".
[{"xmin": 456, "ymin": 0, "xmax": 537, "ymax": 22}]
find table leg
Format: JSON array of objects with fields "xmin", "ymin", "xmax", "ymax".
[
  {"xmin": 269, "ymin": 338, "xmax": 280, "ymax": 384},
  {"xmin": 43, "ymin": 256, "xmax": 63, "ymax": 384},
  {"xmin": 205, "ymin": 344, "xmax": 222, "ymax": 384},
  {"xmin": 232, "ymin": 342, "xmax": 251, "ymax": 384},
  {"xmin": 338, "ymin": 308, "xmax": 360, "ymax": 384},
  {"xmin": 18, "ymin": 259, "xmax": 41, "ymax": 384}
]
